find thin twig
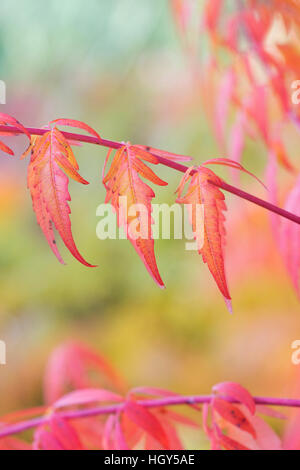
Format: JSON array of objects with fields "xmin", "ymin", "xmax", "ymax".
[{"xmin": 0, "ymin": 394, "xmax": 299, "ymax": 439}]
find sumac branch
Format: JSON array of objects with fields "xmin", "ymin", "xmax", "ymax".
[{"xmin": 1, "ymin": 114, "xmax": 300, "ymax": 312}]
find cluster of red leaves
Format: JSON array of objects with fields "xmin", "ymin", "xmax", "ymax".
[
  {"xmin": 171, "ymin": 0, "xmax": 300, "ymax": 298},
  {"xmin": 203, "ymin": 382, "xmax": 283, "ymax": 450},
  {"xmin": 0, "ymin": 112, "xmax": 264, "ymax": 311},
  {"xmin": 0, "ymin": 341, "xmax": 298, "ymax": 451}
]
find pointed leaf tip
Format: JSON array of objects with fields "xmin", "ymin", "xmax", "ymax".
[
  {"xmin": 225, "ymin": 298, "xmax": 233, "ymax": 314},
  {"xmin": 176, "ymin": 166, "xmax": 232, "ymax": 312},
  {"xmin": 103, "ymin": 144, "xmax": 165, "ymax": 288}
]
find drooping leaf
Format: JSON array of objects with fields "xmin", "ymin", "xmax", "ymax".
[
  {"xmin": 33, "ymin": 428, "xmax": 64, "ymax": 451},
  {"xmin": 47, "ymin": 416, "xmax": 84, "ymax": 450},
  {"xmin": 228, "ymin": 112, "xmax": 246, "ymax": 168},
  {"xmin": 222, "ymin": 406, "xmax": 282, "ymax": 451},
  {"xmin": 213, "ymin": 382, "xmax": 256, "ymax": 415},
  {"xmin": 216, "ymin": 428, "xmax": 250, "ymax": 451},
  {"xmin": 204, "ymin": 383, "xmax": 282, "ymax": 450},
  {"xmin": 176, "ymin": 166, "xmax": 232, "ymax": 312},
  {"xmin": 123, "ymin": 400, "xmax": 170, "ymax": 450},
  {"xmin": 33, "ymin": 416, "xmax": 83, "ymax": 451},
  {"xmin": 278, "ymin": 176, "xmax": 300, "ymax": 297},
  {"xmin": 214, "ymin": 67, "xmax": 236, "ymax": 151},
  {"xmin": 27, "ymin": 120, "xmax": 100, "ymax": 267},
  {"xmin": 44, "ymin": 341, "xmax": 126, "ymax": 404},
  {"xmin": 103, "ymin": 414, "xmax": 130, "ymax": 450},
  {"xmin": 212, "ymin": 398, "xmax": 256, "ymax": 438},
  {"xmin": 103, "ymin": 143, "xmax": 167, "ymax": 288}
]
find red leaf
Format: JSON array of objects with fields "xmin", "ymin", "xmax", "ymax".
[
  {"xmin": 223, "ymin": 407, "xmax": 282, "ymax": 450},
  {"xmin": 204, "ymin": 0, "xmax": 224, "ymax": 32},
  {"xmin": 102, "ymin": 414, "xmax": 130, "ymax": 450},
  {"xmin": 214, "ymin": 68, "xmax": 236, "ymax": 151},
  {"xmin": 218, "ymin": 433, "xmax": 250, "ymax": 451},
  {"xmin": 54, "ymin": 388, "xmax": 123, "ymax": 409},
  {"xmin": 33, "ymin": 416, "xmax": 84, "ymax": 450},
  {"xmin": 213, "ymin": 382, "xmax": 256, "ymax": 415},
  {"xmin": 27, "ymin": 125, "xmax": 95, "ymax": 267},
  {"xmin": 245, "ymin": 86, "xmax": 269, "ymax": 143},
  {"xmin": 114, "ymin": 416, "xmax": 130, "ymax": 450},
  {"xmin": 279, "ymin": 176, "xmax": 300, "ymax": 296},
  {"xmin": 103, "ymin": 143, "xmax": 166, "ymax": 288},
  {"xmin": 212, "ymin": 398, "xmax": 257, "ymax": 438},
  {"xmin": 44, "ymin": 342, "xmax": 126, "ymax": 404},
  {"xmin": 176, "ymin": 166, "xmax": 232, "ymax": 312},
  {"xmin": 124, "ymin": 401, "xmax": 170, "ymax": 450},
  {"xmin": 48, "ymin": 416, "xmax": 83, "ymax": 450},
  {"xmin": 33, "ymin": 428, "xmax": 64, "ymax": 451},
  {"xmin": 50, "ymin": 118, "xmax": 101, "ymax": 141},
  {"xmin": 228, "ymin": 112, "xmax": 246, "ymax": 168}
]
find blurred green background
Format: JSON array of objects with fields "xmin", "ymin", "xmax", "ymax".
[{"xmin": 0, "ymin": 0, "xmax": 299, "ymax": 448}]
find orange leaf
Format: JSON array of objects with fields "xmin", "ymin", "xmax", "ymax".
[
  {"xmin": 27, "ymin": 125, "xmax": 95, "ymax": 267},
  {"xmin": 103, "ymin": 143, "xmax": 166, "ymax": 288},
  {"xmin": 176, "ymin": 166, "xmax": 232, "ymax": 312}
]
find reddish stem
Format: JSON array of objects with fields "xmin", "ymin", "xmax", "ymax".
[
  {"xmin": 0, "ymin": 394, "xmax": 299, "ymax": 439},
  {"xmin": 1, "ymin": 124, "xmax": 300, "ymax": 226}
]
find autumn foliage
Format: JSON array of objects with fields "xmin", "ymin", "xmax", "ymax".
[
  {"xmin": 1, "ymin": 5, "xmax": 300, "ymax": 311},
  {"xmin": 0, "ymin": 109, "xmax": 268, "ymax": 313},
  {"xmin": 2, "ymin": 0, "xmax": 300, "ymax": 452},
  {"xmin": 0, "ymin": 341, "xmax": 298, "ymax": 451},
  {"xmin": 171, "ymin": 0, "xmax": 300, "ymax": 296}
]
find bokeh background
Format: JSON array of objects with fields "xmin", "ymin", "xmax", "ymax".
[{"xmin": 0, "ymin": 0, "xmax": 299, "ymax": 448}]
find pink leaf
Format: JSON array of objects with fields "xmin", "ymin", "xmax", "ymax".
[
  {"xmin": 49, "ymin": 416, "xmax": 83, "ymax": 450},
  {"xmin": 44, "ymin": 341, "xmax": 126, "ymax": 404},
  {"xmin": 212, "ymin": 398, "xmax": 256, "ymax": 438},
  {"xmin": 279, "ymin": 176, "xmax": 300, "ymax": 296},
  {"xmin": 33, "ymin": 428, "xmax": 64, "ymax": 451},
  {"xmin": 214, "ymin": 68, "xmax": 236, "ymax": 151},
  {"xmin": 54, "ymin": 388, "xmax": 123, "ymax": 409},
  {"xmin": 228, "ymin": 112, "xmax": 245, "ymax": 171},
  {"xmin": 124, "ymin": 401, "xmax": 170, "ymax": 450},
  {"xmin": 213, "ymin": 382, "xmax": 256, "ymax": 415}
]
